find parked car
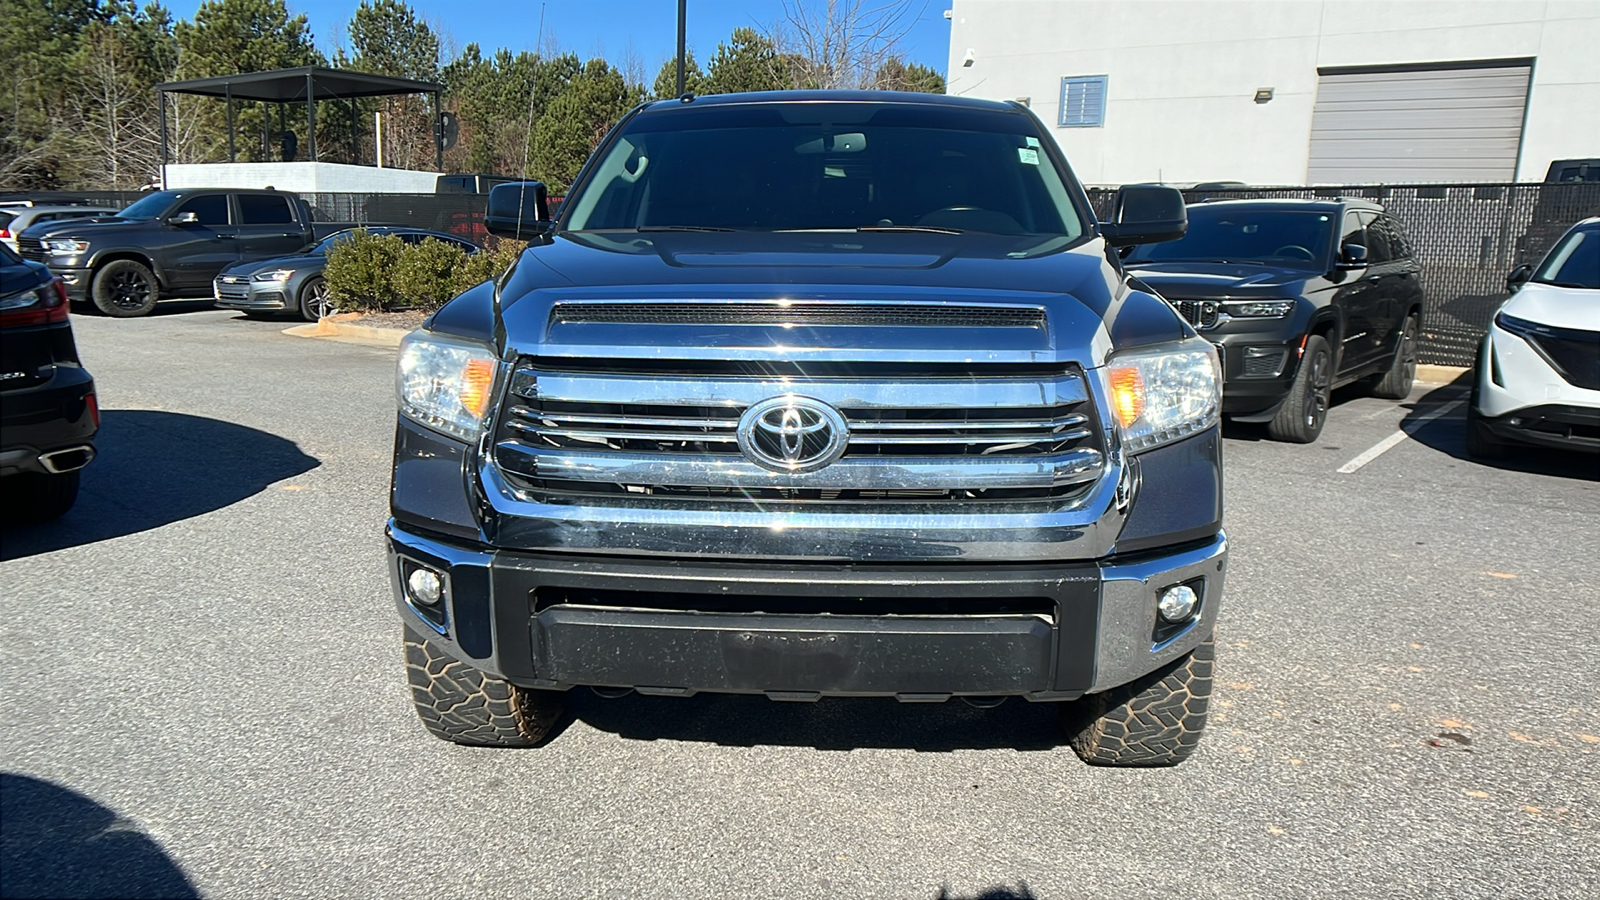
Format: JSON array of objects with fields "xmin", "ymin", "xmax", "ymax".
[
  {"xmin": 1, "ymin": 205, "xmax": 123, "ymax": 253},
  {"xmin": 17, "ymin": 189, "xmax": 358, "ymax": 318},
  {"xmin": 0, "ymin": 241, "xmax": 97, "ymax": 522},
  {"xmin": 214, "ymin": 227, "xmax": 480, "ymax": 321},
  {"xmin": 1123, "ymin": 198, "xmax": 1424, "ymax": 443},
  {"xmin": 1468, "ymin": 217, "xmax": 1600, "ymax": 459},
  {"xmin": 387, "ymin": 91, "xmax": 1227, "ymax": 767}
]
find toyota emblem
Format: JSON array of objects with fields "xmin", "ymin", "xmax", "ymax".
[{"xmin": 736, "ymin": 396, "xmax": 850, "ymax": 473}]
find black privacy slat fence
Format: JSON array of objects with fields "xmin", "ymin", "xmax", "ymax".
[
  {"xmin": 10, "ymin": 182, "xmax": 1598, "ymax": 365},
  {"xmin": 1087, "ymin": 182, "xmax": 1600, "ymax": 366}
]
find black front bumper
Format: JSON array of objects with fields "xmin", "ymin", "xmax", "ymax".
[
  {"xmin": 0, "ymin": 364, "xmax": 97, "ymax": 476},
  {"xmin": 1482, "ymin": 404, "xmax": 1600, "ymax": 453},
  {"xmin": 388, "ymin": 520, "xmax": 1226, "ymax": 701}
]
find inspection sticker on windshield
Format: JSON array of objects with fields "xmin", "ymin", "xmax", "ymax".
[
  {"xmin": 1025, "ymin": 136, "xmax": 1041, "ymax": 147},
  {"xmin": 1018, "ymin": 147, "xmax": 1040, "ymax": 165}
]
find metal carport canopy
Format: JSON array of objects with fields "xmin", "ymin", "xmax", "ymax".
[{"xmin": 157, "ymin": 66, "xmax": 442, "ymax": 102}]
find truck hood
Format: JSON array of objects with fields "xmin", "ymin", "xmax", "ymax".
[
  {"xmin": 491, "ymin": 231, "xmax": 1180, "ymax": 365},
  {"xmin": 24, "ymin": 216, "xmax": 151, "ymax": 240},
  {"xmin": 1500, "ymin": 281, "xmax": 1600, "ymax": 332},
  {"xmin": 1123, "ymin": 260, "xmax": 1322, "ymax": 298}
]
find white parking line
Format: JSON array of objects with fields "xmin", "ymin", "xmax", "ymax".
[{"xmin": 1337, "ymin": 399, "xmax": 1465, "ymax": 474}]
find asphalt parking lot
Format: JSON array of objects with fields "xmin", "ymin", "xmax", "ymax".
[{"xmin": 2, "ymin": 309, "xmax": 1596, "ymax": 900}]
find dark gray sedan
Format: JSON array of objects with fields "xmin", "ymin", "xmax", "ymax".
[{"xmin": 214, "ymin": 227, "xmax": 479, "ymax": 321}]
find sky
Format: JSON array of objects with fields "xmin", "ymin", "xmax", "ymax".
[{"xmin": 166, "ymin": 1, "xmax": 956, "ymax": 78}]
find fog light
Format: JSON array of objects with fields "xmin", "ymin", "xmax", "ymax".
[
  {"xmin": 1157, "ymin": 584, "xmax": 1199, "ymax": 623},
  {"xmin": 407, "ymin": 567, "xmax": 443, "ymax": 606}
]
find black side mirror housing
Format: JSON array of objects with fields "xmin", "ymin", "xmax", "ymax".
[
  {"xmin": 485, "ymin": 181, "xmax": 551, "ymax": 240},
  {"xmin": 1337, "ymin": 243, "xmax": 1369, "ymax": 268},
  {"xmin": 1506, "ymin": 263, "xmax": 1532, "ymax": 293},
  {"xmin": 168, "ymin": 211, "xmax": 200, "ymax": 226},
  {"xmin": 1099, "ymin": 185, "xmax": 1187, "ymax": 247}
]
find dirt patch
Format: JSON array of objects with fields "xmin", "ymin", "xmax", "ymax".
[{"xmin": 349, "ymin": 309, "xmax": 433, "ymax": 331}]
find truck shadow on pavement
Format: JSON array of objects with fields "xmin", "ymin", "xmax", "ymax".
[
  {"xmin": 564, "ymin": 690, "xmax": 1065, "ymax": 752},
  {"xmin": 1400, "ymin": 379, "xmax": 1599, "ymax": 481},
  {"xmin": 0, "ymin": 773, "xmax": 199, "ymax": 900},
  {"xmin": 2, "ymin": 409, "xmax": 320, "ymax": 561}
]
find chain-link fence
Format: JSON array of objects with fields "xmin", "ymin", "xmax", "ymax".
[{"xmin": 1088, "ymin": 182, "xmax": 1600, "ymax": 366}]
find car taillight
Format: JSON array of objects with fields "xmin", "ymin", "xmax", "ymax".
[
  {"xmin": 0, "ymin": 227, "xmax": 11, "ymax": 238},
  {"xmin": 0, "ymin": 277, "xmax": 69, "ymax": 327}
]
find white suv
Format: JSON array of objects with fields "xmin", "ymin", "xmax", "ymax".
[{"xmin": 1468, "ymin": 217, "xmax": 1600, "ymax": 459}]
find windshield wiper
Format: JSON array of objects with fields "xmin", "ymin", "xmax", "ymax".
[
  {"xmin": 853, "ymin": 224, "xmax": 963, "ymax": 235},
  {"xmin": 635, "ymin": 225, "xmax": 738, "ymax": 233}
]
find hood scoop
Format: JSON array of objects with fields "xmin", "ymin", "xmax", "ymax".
[{"xmin": 550, "ymin": 301, "xmax": 1046, "ymax": 330}]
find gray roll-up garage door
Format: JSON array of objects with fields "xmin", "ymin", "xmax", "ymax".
[{"xmin": 1307, "ymin": 62, "xmax": 1531, "ymax": 183}]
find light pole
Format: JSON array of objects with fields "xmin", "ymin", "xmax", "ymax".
[{"xmin": 676, "ymin": 0, "xmax": 687, "ymax": 96}]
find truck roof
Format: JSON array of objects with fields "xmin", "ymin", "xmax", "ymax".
[{"xmin": 639, "ymin": 89, "xmax": 1024, "ymax": 115}]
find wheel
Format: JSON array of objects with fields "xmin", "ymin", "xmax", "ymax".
[
  {"xmin": 1368, "ymin": 314, "xmax": 1418, "ymax": 400},
  {"xmin": 1271, "ymin": 244, "xmax": 1315, "ymax": 261},
  {"xmin": 4, "ymin": 471, "xmax": 81, "ymax": 523},
  {"xmin": 403, "ymin": 625, "xmax": 565, "ymax": 746},
  {"xmin": 1267, "ymin": 334, "xmax": 1331, "ymax": 443},
  {"xmin": 90, "ymin": 259, "xmax": 158, "ymax": 317},
  {"xmin": 1062, "ymin": 638, "xmax": 1214, "ymax": 767},
  {"xmin": 1465, "ymin": 395, "xmax": 1510, "ymax": 461},
  {"xmin": 297, "ymin": 276, "xmax": 335, "ymax": 321}
]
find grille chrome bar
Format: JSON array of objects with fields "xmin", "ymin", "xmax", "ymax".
[
  {"xmin": 496, "ymin": 443, "xmax": 1104, "ymax": 490},
  {"xmin": 517, "ymin": 373, "xmax": 1083, "ymax": 410},
  {"xmin": 849, "ymin": 429, "xmax": 1091, "ymax": 445},
  {"xmin": 508, "ymin": 421, "xmax": 741, "ymax": 444}
]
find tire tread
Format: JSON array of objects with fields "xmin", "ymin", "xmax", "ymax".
[{"xmin": 1064, "ymin": 639, "xmax": 1214, "ymax": 767}]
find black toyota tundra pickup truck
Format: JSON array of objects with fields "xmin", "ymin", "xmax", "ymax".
[
  {"xmin": 389, "ymin": 91, "xmax": 1227, "ymax": 766},
  {"xmin": 19, "ymin": 189, "xmax": 338, "ymax": 317}
]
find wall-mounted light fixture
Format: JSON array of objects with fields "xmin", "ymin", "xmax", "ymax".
[
  {"xmin": 962, "ymin": 49, "xmax": 976, "ymax": 67},
  {"xmin": 1254, "ymin": 88, "xmax": 1274, "ymax": 104},
  {"xmin": 1015, "ymin": 96, "xmax": 1031, "ymax": 107}
]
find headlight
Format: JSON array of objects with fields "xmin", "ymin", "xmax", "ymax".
[
  {"xmin": 252, "ymin": 269, "xmax": 294, "ymax": 282},
  {"xmin": 1222, "ymin": 299, "xmax": 1295, "ymax": 318},
  {"xmin": 397, "ymin": 332, "xmax": 501, "ymax": 442},
  {"xmin": 1105, "ymin": 340, "xmax": 1221, "ymax": 453},
  {"xmin": 45, "ymin": 239, "xmax": 89, "ymax": 254},
  {"xmin": 1493, "ymin": 312, "xmax": 1543, "ymax": 339}
]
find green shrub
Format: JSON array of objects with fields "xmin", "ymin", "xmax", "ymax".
[
  {"xmin": 323, "ymin": 230, "xmax": 405, "ymax": 312},
  {"xmin": 323, "ymin": 230, "xmax": 527, "ymax": 314},
  {"xmin": 392, "ymin": 237, "xmax": 470, "ymax": 308}
]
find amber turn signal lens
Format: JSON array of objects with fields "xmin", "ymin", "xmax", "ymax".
[
  {"xmin": 458, "ymin": 358, "xmax": 496, "ymax": 417},
  {"xmin": 1109, "ymin": 366, "xmax": 1145, "ymax": 428}
]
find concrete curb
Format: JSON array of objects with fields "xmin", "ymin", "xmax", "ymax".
[
  {"xmin": 1416, "ymin": 364, "xmax": 1470, "ymax": 385},
  {"xmin": 283, "ymin": 314, "xmax": 409, "ymax": 348}
]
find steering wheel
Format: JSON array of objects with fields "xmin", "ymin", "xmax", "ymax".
[{"xmin": 1272, "ymin": 245, "xmax": 1315, "ymax": 261}]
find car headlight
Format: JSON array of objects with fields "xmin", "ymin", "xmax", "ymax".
[
  {"xmin": 252, "ymin": 269, "xmax": 294, "ymax": 282},
  {"xmin": 397, "ymin": 331, "xmax": 501, "ymax": 442},
  {"xmin": 1492, "ymin": 311, "xmax": 1543, "ymax": 339},
  {"xmin": 1105, "ymin": 340, "xmax": 1221, "ymax": 453},
  {"xmin": 1222, "ymin": 299, "xmax": 1295, "ymax": 318},
  {"xmin": 45, "ymin": 239, "xmax": 89, "ymax": 254}
]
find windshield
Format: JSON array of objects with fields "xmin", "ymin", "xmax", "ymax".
[
  {"xmin": 1532, "ymin": 227, "xmax": 1600, "ymax": 289},
  {"xmin": 313, "ymin": 230, "xmax": 362, "ymax": 254},
  {"xmin": 564, "ymin": 102, "xmax": 1087, "ymax": 237},
  {"xmin": 117, "ymin": 191, "xmax": 181, "ymax": 220},
  {"xmin": 1125, "ymin": 208, "xmax": 1335, "ymax": 269}
]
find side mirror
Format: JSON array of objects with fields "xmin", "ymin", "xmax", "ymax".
[
  {"xmin": 168, "ymin": 211, "xmax": 200, "ymax": 226},
  {"xmin": 1506, "ymin": 264, "xmax": 1532, "ymax": 293},
  {"xmin": 485, "ymin": 181, "xmax": 551, "ymax": 240},
  {"xmin": 1099, "ymin": 185, "xmax": 1186, "ymax": 247},
  {"xmin": 1337, "ymin": 243, "xmax": 1369, "ymax": 268}
]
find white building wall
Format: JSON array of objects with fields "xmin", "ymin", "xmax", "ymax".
[
  {"xmin": 946, "ymin": 0, "xmax": 1600, "ymax": 185},
  {"xmin": 163, "ymin": 161, "xmax": 440, "ymax": 193}
]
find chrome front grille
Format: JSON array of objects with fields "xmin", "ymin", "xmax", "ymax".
[
  {"xmin": 214, "ymin": 276, "xmax": 251, "ymax": 301},
  {"xmin": 1171, "ymin": 300, "xmax": 1221, "ymax": 329},
  {"xmin": 17, "ymin": 237, "xmax": 45, "ymax": 262},
  {"xmin": 493, "ymin": 361, "xmax": 1106, "ymax": 508}
]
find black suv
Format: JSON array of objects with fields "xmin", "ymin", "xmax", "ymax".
[{"xmin": 1124, "ymin": 199, "xmax": 1423, "ymax": 442}]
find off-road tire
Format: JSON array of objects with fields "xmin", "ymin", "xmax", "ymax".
[
  {"xmin": 91, "ymin": 259, "xmax": 159, "ymax": 317},
  {"xmin": 1368, "ymin": 314, "xmax": 1419, "ymax": 400},
  {"xmin": 403, "ymin": 625, "xmax": 564, "ymax": 747},
  {"xmin": 1063, "ymin": 638, "xmax": 1214, "ymax": 767},
  {"xmin": 1268, "ymin": 335, "xmax": 1331, "ymax": 443},
  {"xmin": 4, "ymin": 471, "xmax": 81, "ymax": 523}
]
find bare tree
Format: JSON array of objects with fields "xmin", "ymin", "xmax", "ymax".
[{"xmin": 772, "ymin": 0, "xmax": 925, "ymax": 90}]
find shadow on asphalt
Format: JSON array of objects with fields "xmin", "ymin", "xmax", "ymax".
[
  {"xmin": 1402, "ymin": 377, "xmax": 1598, "ymax": 482},
  {"xmin": 1, "ymin": 410, "xmax": 320, "ymax": 561},
  {"xmin": 0, "ymin": 773, "xmax": 199, "ymax": 900},
  {"xmin": 563, "ymin": 689, "xmax": 1064, "ymax": 752}
]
